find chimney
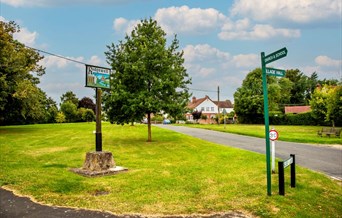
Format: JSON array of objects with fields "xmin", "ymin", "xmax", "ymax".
[{"xmin": 192, "ymin": 96, "xmax": 196, "ymax": 103}]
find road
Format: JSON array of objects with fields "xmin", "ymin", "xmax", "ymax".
[{"xmin": 156, "ymin": 125, "xmax": 342, "ymax": 180}]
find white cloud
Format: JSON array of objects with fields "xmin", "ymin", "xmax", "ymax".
[
  {"xmin": 232, "ymin": 54, "xmax": 259, "ymax": 68},
  {"xmin": 113, "ymin": 17, "xmax": 140, "ymax": 35},
  {"xmin": 113, "ymin": 6, "xmax": 302, "ymax": 41},
  {"xmin": 219, "ymin": 23, "xmax": 300, "ymax": 40},
  {"xmin": 2, "ymin": 0, "xmax": 137, "ymax": 7},
  {"xmin": 230, "ymin": 0, "xmax": 341, "ymax": 24},
  {"xmin": 155, "ymin": 5, "xmax": 227, "ymax": 35},
  {"xmin": 183, "ymin": 44, "xmax": 230, "ymax": 63},
  {"xmin": 13, "ymin": 27, "xmax": 38, "ymax": 46},
  {"xmin": 88, "ymin": 55, "xmax": 102, "ymax": 66},
  {"xmin": 315, "ymin": 56, "xmax": 342, "ymax": 67},
  {"xmin": 39, "ymin": 55, "xmax": 104, "ymax": 69}
]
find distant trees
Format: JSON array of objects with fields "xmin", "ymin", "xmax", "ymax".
[
  {"xmin": 104, "ymin": 18, "xmax": 191, "ymax": 141},
  {"xmin": 59, "ymin": 91, "xmax": 95, "ymax": 123},
  {"xmin": 310, "ymin": 85, "xmax": 342, "ymax": 127},
  {"xmin": 78, "ymin": 97, "xmax": 96, "ymax": 113},
  {"xmin": 234, "ymin": 67, "xmax": 341, "ymax": 125}
]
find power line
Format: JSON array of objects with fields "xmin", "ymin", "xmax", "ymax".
[
  {"xmin": 189, "ymin": 88, "xmax": 216, "ymax": 93},
  {"xmin": 25, "ymin": 45, "xmax": 88, "ymax": 66}
]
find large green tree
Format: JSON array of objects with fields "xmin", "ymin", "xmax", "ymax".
[
  {"xmin": 234, "ymin": 68, "xmax": 277, "ymax": 123},
  {"xmin": 234, "ymin": 68, "xmax": 293, "ymax": 124},
  {"xmin": 310, "ymin": 84, "xmax": 342, "ymax": 127},
  {"xmin": 105, "ymin": 18, "xmax": 191, "ymax": 141},
  {"xmin": 0, "ymin": 21, "xmax": 46, "ymax": 125},
  {"xmin": 60, "ymin": 91, "xmax": 79, "ymax": 106}
]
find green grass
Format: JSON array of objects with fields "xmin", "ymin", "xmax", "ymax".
[
  {"xmin": 0, "ymin": 123, "xmax": 341, "ymax": 217},
  {"xmin": 180, "ymin": 124, "xmax": 342, "ymax": 144}
]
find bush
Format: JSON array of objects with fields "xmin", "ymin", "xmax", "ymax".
[
  {"xmin": 82, "ymin": 109, "xmax": 95, "ymax": 122},
  {"xmin": 55, "ymin": 112, "xmax": 66, "ymax": 123}
]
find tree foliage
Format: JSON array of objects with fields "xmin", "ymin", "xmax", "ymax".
[
  {"xmin": 60, "ymin": 101, "xmax": 78, "ymax": 123},
  {"xmin": 234, "ymin": 67, "xmax": 341, "ymax": 125},
  {"xmin": 0, "ymin": 21, "xmax": 47, "ymax": 125},
  {"xmin": 60, "ymin": 91, "xmax": 79, "ymax": 106},
  {"xmin": 310, "ymin": 85, "xmax": 342, "ymax": 127},
  {"xmin": 78, "ymin": 97, "xmax": 95, "ymax": 112},
  {"xmin": 192, "ymin": 110, "xmax": 202, "ymax": 122},
  {"xmin": 234, "ymin": 68, "xmax": 267, "ymax": 123},
  {"xmin": 104, "ymin": 18, "xmax": 191, "ymax": 141}
]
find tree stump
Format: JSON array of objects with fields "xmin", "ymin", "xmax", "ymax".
[{"xmin": 82, "ymin": 151, "xmax": 115, "ymax": 171}]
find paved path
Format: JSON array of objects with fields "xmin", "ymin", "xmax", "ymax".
[
  {"xmin": 156, "ymin": 125, "xmax": 342, "ymax": 180},
  {"xmin": 0, "ymin": 188, "xmax": 250, "ymax": 218}
]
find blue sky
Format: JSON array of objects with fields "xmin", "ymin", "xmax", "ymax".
[{"xmin": 1, "ymin": 0, "xmax": 341, "ymax": 104}]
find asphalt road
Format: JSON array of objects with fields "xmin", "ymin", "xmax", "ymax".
[{"xmin": 156, "ymin": 125, "xmax": 342, "ymax": 180}]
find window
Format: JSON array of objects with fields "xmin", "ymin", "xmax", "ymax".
[
  {"xmin": 211, "ymin": 107, "xmax": 214, "ymax": 111},
  {"xmin": 206, "ymin": 107, "xmax": 209, "ymax": 111},
  {"xmin": 201, "ymin": 107, "xmax": 204, "ymax": 111}
]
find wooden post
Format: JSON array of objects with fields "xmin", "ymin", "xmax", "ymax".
[{"xmin": 95, "ymin": 88, "xmax": 102, "ymax": 152}]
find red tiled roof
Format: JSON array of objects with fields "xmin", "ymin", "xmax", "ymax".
[
  {"xmin": 213, "ymin": 100, "xmax": 233, "ymax": 108},
  {"xmin": 187, "ymin": 96, "xmax": 208, "ymax": 109},
  {"xmin": 284, "ymin": 106, "xmax": 311, "ymax": 114}
]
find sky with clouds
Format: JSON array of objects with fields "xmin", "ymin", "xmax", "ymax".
[{"xmin": 1, "ymin": 0, "xmax": 341, "ymax": 104}]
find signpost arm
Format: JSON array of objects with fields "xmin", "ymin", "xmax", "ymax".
[
  {"xmin": 261, "ymin": 52, "xmax": 272, "ymax": 196},
  {"xmin": 95, "ymin": 88, "xmax": 102, "ymax": 152}
]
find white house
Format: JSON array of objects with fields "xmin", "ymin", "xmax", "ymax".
[{"xmin": 186, "ymin": 95, "xmax": 234, "ymax": 123}]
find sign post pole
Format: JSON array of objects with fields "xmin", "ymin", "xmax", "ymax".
[
  {"xmin": 261, "ymin": 52, "xmax": 272, "ymax": 196},
  {"xmin": 95, "ymin": 88, "xmax": 102, "ymax": 152},
  {"xmin": 261, "ymin": 47, "xmax": 287, "ymax": 196}
]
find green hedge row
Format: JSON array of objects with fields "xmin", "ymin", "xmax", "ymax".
[{"xmin": 269, "ymin": 112, "xmax": 329, "ymax": 126}]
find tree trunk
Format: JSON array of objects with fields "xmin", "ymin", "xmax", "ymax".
[{"xmin": 147, "ymin": 112, "xmax": 152, "ymax": 142}]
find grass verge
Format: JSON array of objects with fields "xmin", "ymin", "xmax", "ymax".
[
  {"xmin": 179, "ymin": 124, "xmax": 341, "ymax": 144},
  {"xmin": 0, "ymin": 123, "xmax": 341, "ymax": 217}
]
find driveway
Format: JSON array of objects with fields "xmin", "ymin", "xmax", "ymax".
[{"xmin": 157, "ymin": 125, "xmax": 342, "ymax": 180}]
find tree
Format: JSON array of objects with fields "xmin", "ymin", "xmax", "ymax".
[
  {"xmin": 55, "ymin": 112, "xmax": 66, "ymax": 123},
  {"xmin": 311, "ymin": 85, "xmax": 342, "ymax": 127},
  {"xmin": 78, "ymin": 97, "xmax": 95, "ymax": 113},
  {"xmin": 326, "ymin": 85, "xmax": 342, "ymax": 127},
  {"xmin": 234, "ymin": 68, "xmax": 265, "ymax": 123},
  {"xmin": 60, "ymin": 91, "xmax": 79, "ymax": 106},
  {"xmin": 60, "ymin": 101, "xmax": 78, "ymax": 123},
  {"xmin": 44, "ymin": 97, "xmax": 58, "ymax": 123},
  {"xmin": 285, "ymin": 69, "xmax": 308, "ymax": 105},
  {"xmin": 0, "ymin": 21, "xmax": 46, "ymax": 125},
  {"xmin": 82, "ymin": 109, "xmax": 95, "ymax": 122},
  {"xmin": 192, "ymin": 110, "xmax": 202, "ymax": 123},
  {"xmin": 105, "ymin": 18, "xmax": 191, "ymax": 141},
  {"xmin": 234, "ymin": 68, "xmax": 289, "ymax": 123}
]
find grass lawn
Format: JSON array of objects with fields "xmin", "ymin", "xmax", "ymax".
[
  {"xmin": 180, "ymin": 124, "xmax": 342, "ymax": 145},
  {"xmin": 0, "ymin": 123, "xmax": 341, "ymax": 217}
]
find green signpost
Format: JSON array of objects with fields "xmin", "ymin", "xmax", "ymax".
[
  {"xmin": 266, "ymin": 67, "xmax": 285, "ymax": 77},
  {"xmin": 261, "ymin": 47, "xmax": 287, "ymax": 196}
]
